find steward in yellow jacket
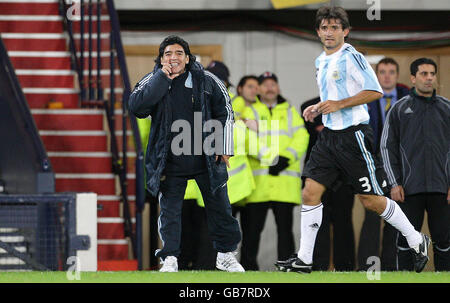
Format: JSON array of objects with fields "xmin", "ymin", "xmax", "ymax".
[{"xmin": 239, "ymin": 72, "xmax": 309, "ymax": 270}]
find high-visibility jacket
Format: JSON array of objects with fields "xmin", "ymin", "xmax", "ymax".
[
  {"xmin": 197, "ymin": 93, "xmax": 258, "ymax": 207},
  {"xmin": 197, "ymin": 119, "xmax": 256, "ymax": 207},
  {"xmin": 231, "ymin": 95, "xmax": 261, "ymax": 119},
  {"xmin": 241, "ymin": 97, "xmax": 309, "ymax": 204},
  {"xmin": 137, "ymin": 116, "xmax": 151, "ymax": 187},
  {"xmin": 137, "ymin": 115, "xmax": 200, "ymax": 200}
]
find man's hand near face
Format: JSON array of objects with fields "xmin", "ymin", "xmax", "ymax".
[{"xmin": 161, "ymin": 62, "xmax": 180, "ymax": 80}]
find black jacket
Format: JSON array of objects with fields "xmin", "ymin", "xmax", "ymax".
[
  {"xmin": 380, "ymin": 89, "xmax": 449, "ymax": 196},
  {"xmin": 128, "ymin": 62, "xmax": 234, "ymax": 197},
  {"xmin": 367, "ymin": 84, "xmax": 410, "ymax": 152}
]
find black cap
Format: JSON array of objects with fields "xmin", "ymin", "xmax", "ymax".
[
  {"xmin": 258, "ymin": 71, "xmax": 278, "ymax": 84},
  {"xmin": 206, "ymin": 61, "xmax": 231, "ymax": 85}
]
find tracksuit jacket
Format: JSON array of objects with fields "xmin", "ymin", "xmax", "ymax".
[
  {"xmin": 380, "ymin": 88, "xmax": 450, "ymax": 196},
  {"xmin": 128, "ymin": 62, "xmax": 234, "ymax": 197}
]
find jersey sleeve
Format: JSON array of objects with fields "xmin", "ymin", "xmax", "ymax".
[{"xmin": 347, "ymin": 52, "xmax": 383, "ymax": 93}]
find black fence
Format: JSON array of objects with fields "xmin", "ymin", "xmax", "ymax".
[{"xmin": 0, "ymin": 194, "xmax": 90, "ymax": 271}]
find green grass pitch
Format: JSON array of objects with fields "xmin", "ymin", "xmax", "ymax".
[{"xmin": 0, "ymin": 271, "xmax": 449, "ymax": 283}]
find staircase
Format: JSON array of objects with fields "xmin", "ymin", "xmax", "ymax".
[{"xmin": 0, "ymin": 0, "xmax": 139, "ymax": 270}]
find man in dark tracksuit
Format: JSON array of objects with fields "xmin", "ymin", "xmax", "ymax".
[
  {"xmin": 358, "ymin": 58, "xmax": 410, "ymax": 271},
  {"xmin": 381, "ymin": 58, "xmax": 449, "ymax": 271},
  {"xmin": 301, "ymin": 96, "xmax": 356, "ymax": 271},
  {"xmin": 128, "ymin": 36, "xmax": 244, "ymax": 272}
]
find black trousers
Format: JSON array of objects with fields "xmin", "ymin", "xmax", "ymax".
[
  {"xmin": 357, "ymin": 207, "xmax": 398, "ymax": 271},
  {"xmin": 397, "ymin": 193, "xmax": 449, "ymax": 271},
  {"xmin": 240, "ymin": 202, "xmax": 296, "ymax": 271},
  {"xmin": 313, "ymin": 185, "xmax": 356, "ymax": 271},
  {"xmin": 179, "ymin": 199, "xmax": 217, "ymax": 270},
  {"xmin": 155, "ymin": 172, "xmax": 241, "ymax": 260}
]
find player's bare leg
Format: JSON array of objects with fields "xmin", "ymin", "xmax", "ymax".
[
  {"xmin": 358, "ymin": 194, "xmax": 431, "ymax": 272},
  {"xmin": 302, "ymin": 178, "xmax": 326, "ymax": 206}
]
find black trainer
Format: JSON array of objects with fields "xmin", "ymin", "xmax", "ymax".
[
  {"xmin": 276, "ymin": 256, "xmax": 312, "ymax": 274},
  {"xmin": 275, "ymin": 254, "xmax": 298, "ymax": 272},
  {"xmin": 411, "ymin": 233, "xmax": 431, "ymax": 273}
]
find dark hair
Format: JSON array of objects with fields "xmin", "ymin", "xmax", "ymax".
[
  {"xmin": 154, "ymin": 35, "xmax": 196, "ymax": 69},
  {"xmin": 376, "ymin": 57, "xmax": 399, "ymax": 74},
  {"xmin": 315, "ymin": 6, "xmax": 350, "ymax": 30},
  {"xmin": 410, "ymin": 58, "xmax": 437, "ymax": 76},
  {"xmin": 237, "ymin": 75, "xmax": 258, "ymax": 96}
]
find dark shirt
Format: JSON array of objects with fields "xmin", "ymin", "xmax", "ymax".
[{"xmin": 164, "ymin": 71, "xmax": 207, "ymax": 176}]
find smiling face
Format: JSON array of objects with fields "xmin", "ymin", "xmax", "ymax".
[
  {"xmin": 161, "ymin": 43, "xmax": 189, "ymax": 75},
  {"xmin": 316, "ymin": 18, "xmax": 349, "ymax": 54},
  {"xmin": 411, "ymin": 64, "xmax": 436, "ymax": 97}
]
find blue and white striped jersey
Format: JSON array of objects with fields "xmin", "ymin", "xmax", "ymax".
[{"xmin": 315, "ymin": 43, "xmax": 382, "ymax": 130}]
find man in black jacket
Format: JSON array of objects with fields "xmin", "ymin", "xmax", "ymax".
[
  {"xmin": 358, "ymin": 58, "xmax": 410, "ymax": 271},
  {"xmin": 128, "ymin": 36, "xmax": 244, "ymax": 272},
  {"xmin": 381, "ymin": 58, "xmax": 449, "ymax": 271}
]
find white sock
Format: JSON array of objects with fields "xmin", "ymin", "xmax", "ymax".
[
  {"xmin": 380, "ymin": 197, "xmax": 422, "ymax": 248},
  {"xmin": 297, "ymin": 203, "xmax": 323, "ymax": 264}
]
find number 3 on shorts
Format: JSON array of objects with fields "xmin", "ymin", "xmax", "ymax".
[{"xmin": 359, "ymin": 177, "xmax": 372, "ymax": 192}]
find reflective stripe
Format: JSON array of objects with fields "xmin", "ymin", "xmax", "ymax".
[
  {"xmin": 287, "ymin": 106, "xmax": 293, "ymax": 136},
  {"xmin": 280, "ymin": 170, "xmax": 301, "ymax": 177},
  {"xmin": 434, "ymin": 245, "xmax": 450, "ymax": 252},
  {"xmin": 286, "ymin": 147, "xmax": 299, "ymax": 161},
  {"xmin": 250, "ymin": 105, "xmax": 259, "ymax": 121},
  {"xmin": 258, "ymin": 130, "xmax": 291, "ymax": 137},
  {"xmin": 253, "ymin": 169, "xmax": 300, "ymax": 178},
  {"xmin": 257, "ymin": 146, "xmax": 270, "ymax": 160},
  {"xmin": 291, "ymin": 125, "xmax": 305, "ymax": 133},
  {"xmin": 253, "ymin": 169, "xmax": 269, "ymax": 176},
  {"xmin": 228, "ymin": 163, "xmax": 247, "ymax": 177}
]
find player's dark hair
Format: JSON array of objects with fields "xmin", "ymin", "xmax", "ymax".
[
  {"xmin": 410, "ymin": 58, "xmax": 437, "ymax": 76},
  {"xmin": 155, "ymin": 35, "xmax": 196, "ymax": 69},
  {"xmin": 237, "ymin": 75, "xmax": 258, "ymax": 96},
  {"xmin": 376, "ymin": 57, "xmax": 400, "ymax": 74},
  {"xmin": 315, "ymin": 6, "xmax": 350, "ymax": 30}
]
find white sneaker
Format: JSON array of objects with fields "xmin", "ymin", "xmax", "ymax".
[
  {"xmin": 216, "ymin": 252, "xmax": 245, "ymax": 272},
  {"xmin": 159, "ymin": 256, "xmax": 178, "ymax": 272}
]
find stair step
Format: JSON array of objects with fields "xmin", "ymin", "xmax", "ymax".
[
  {"xmin": 98, "ymin": 201, "xmax": 137, "ymax": 218},
  {"xmin": 25, "ymin": 92, "xmax": 79, "ymax": 108},
  {"xmin": 18, "ymin": 74, "xmax": 75, "ymax": 88},
  {"xmin": 48, "ymin": 151, "xmax": 136, "ymax": 173},
  {"xmin": 0, "ymin": 2, "xmax": 60, "ymax": 15},
  {"xmin": 97, "ymin": 240, "xmax": 129, "ymax": 260},
  {"xmin": 3, "ymin": 37, "xmax": 67, "ymax": 51},
  {"xmin": 97, "ymin": 260, "xmax": 138, "ymax": 271},
  {"xmin": 0, "ymin": 17, "xmax": 111, "ymax": 33},
  {"xmin": 31, "ymin": 108, "xmax": 104, "ymax": 130},
  {"xmin": 55, "ymin": 173, "xmax": 117, "ymax": 195},
  {"xmin": 40, "ymin": 130, "xmax": 108, "ymax": 152},
  {"xmin": 98, "ymin": 220, "xmax": 136, "ymax": 239},
  {"xmin": 0, "ymin": 20, "xmax": 64, "ymax": 33},
  {"xmin": 10, "ymin": 55, "xmax": 71, "ymax": 70}
]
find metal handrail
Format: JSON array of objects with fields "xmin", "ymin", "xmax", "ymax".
[
  {"xmin": 59, "ymin": 0, "xmax": 144, "ymax": 267},
  {"xmin": 105, "ymin": 0, "xmax": 145, "ymax": 269}
]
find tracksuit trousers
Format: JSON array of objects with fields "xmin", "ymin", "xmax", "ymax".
[
  {"xmin": 313, "ymin": 185, "xmax": 356, "ymax": 271},
  {"xmin": 155, "ymin": 172, "xmax": 241, "ymax": 260},
  {"xmin": 240, "ymin": 202, "xmax": 296, "ymax": 271},
  {"xmin": 397, "ymin": 193, "xmax": 449, "ymax": 271}
]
